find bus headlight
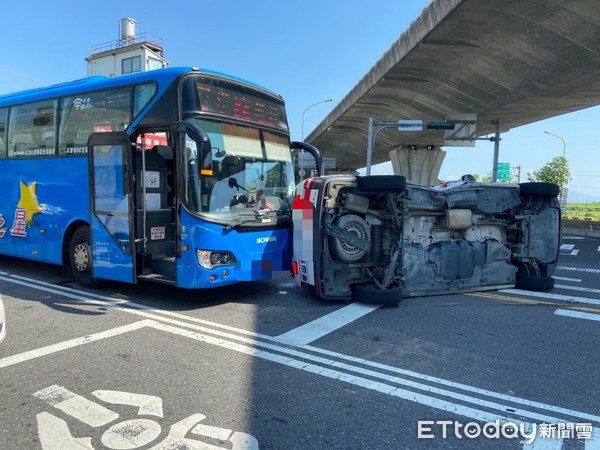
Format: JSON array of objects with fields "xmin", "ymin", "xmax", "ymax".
[{"xmin": 196, "ymin": 250, "xmax": 236, "ymax": 269}]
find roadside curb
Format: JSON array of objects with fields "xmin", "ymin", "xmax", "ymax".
[{"xmin": 563, "ymin": 227, "xmax": 600, "ymax": 239}]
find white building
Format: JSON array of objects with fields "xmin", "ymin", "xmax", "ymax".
[{"xmin": 86, "ymin": 18, "xmax": 169, "ymax": 78}]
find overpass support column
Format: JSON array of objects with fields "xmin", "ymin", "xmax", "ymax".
[{"xmin": 389, "ymin": 147, "xmax": 446, "ymax": 186}]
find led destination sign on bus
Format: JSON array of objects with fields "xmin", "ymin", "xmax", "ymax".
[{"xmin": 196, "ymin": 83, "xmax": 287, "ymax": 131}]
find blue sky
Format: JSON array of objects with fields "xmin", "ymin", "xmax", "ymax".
[{"xmin": 2, "ymin": 1, "xmax": 598, "ymax": 201}]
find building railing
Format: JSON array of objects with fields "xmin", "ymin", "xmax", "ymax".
[{"xmin": 89, "ymin": 33, "xmax": 164, "ymax": 56}]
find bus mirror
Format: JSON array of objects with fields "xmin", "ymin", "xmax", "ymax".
[
  {"xmin": 171, "ymin": 121, "xmax": 213, "ymax": 171},
  {"xmin": 170, "ymin": 121, "xmax": 210, "ymax": 144},
  {"xmin": 291, "ymin": 141, "xmax": 323, "ymax": 176}
]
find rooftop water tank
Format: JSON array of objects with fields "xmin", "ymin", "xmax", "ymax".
[{"xmin": 120, "ymin": 18, "xmax": 138, "ymax": 41}]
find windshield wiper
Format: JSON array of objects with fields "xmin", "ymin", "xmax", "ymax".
[{"xmin": 224, "ymin": 215, "xmax": 258, "ymax": 231}]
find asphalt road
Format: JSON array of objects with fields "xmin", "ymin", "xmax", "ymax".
[{"xmin": 0, "ymin": 234, "xmax": 599, "ymax": 449}]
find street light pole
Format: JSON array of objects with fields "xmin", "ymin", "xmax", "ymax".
[
  {"xmin": 301, "ymin": 98, "xmax": 333, "ymax": 141},
  {"xmin": 543, "ymin": 130, "xmax": 569, "ymax": 207},
  {"xmin": 543, "ymin": 130, "xmax": 566, "ymax": 157}
]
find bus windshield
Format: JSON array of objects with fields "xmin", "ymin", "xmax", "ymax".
[{"xmin": 185, "ymin": 118, "xmax": 295, "ymax": 225}]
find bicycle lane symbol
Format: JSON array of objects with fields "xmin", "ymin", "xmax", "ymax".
[{"xmin": 33, "ymin": 385, "xmax": 259, "ymax": 450}]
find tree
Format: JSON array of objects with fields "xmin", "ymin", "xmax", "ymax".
[
  {"xmin": 474, "ymin": 172, "xmax": 516, "ymax": 183},
  {"xmin": 528, "ymin": 156, "xmax": 570, "ymax": 189}
]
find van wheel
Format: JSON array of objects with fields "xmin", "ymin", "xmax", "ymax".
[
  {"xmin": 519, "ymin": 182, "xmax": 559, "ymax": 198},
  {"xmin": 331, "ymin": 214, "xmax": 370, "ymax": 262},
  {"xmin": 352, "ymin": 282, "xmax": 402, "ymax": 305},
  {"xmin": 69, "ymin": 226, "xmax": 99, "ymax": 288},
  {"xmin": 515, "ymin": 273, "xmax": 554, "ymax": 291},
  {"xmin": 356, "ymin": 175, "xmax": 406, "ymax": 192}
]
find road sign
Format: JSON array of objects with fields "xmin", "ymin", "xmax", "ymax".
[
  {"xmin": 497, "ymin": 162, "xmax": 511, "ymax": 181},
  {"xmin": 296, "ymin": 154, "xmax": 336, "ymax": 170},
  {"xmin": 444, "ymin": 113, "xmax": 477, "ymax": 147},
  {"xmin": 398, "ymin": 120, "xmax": 423, "ymax": 131},
  {"xmin": 426, "ymin": 121, "xmax": 455, "ymax": 130}
]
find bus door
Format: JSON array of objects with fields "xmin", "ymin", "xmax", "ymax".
[{"xmin": 87, "ymin": 132, "xmax": 136, "ymax": 283}]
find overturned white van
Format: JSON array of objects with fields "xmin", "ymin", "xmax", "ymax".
[{"xmin": 292, "ymin": 175, "xmax": 561, "ymax": 305}]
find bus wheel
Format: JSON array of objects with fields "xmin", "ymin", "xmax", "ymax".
[{"xmin": 69, "ymin": 226, "xmax": 99, "ymax": 288}]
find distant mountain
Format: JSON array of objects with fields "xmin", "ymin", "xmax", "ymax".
[{"xmin": 566, "ymin": 191, "xmax": 600, "ymax": 203}]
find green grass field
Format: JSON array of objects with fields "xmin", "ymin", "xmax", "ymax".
[
  {"xmin": 562, "ymin": 202, "xmax": 600, "ymax": 229},
  {"xmin": 563, "ymin": 203, "xmax": 600, "ymax": 221}
]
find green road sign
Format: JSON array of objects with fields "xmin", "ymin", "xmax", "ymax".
[{"xmin": 497, "ymin": 162, "xmax": 510, "ymax": 181}]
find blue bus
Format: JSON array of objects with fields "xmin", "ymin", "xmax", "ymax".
[{"xmin": 0, "ymin": 67, "xmax": 319, "ymax": 288}]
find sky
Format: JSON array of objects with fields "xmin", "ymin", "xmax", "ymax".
[{"xmin": 2, "ymin": 0, "xmax": 599, "ymax": 202}]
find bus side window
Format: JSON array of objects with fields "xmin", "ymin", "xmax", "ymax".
[
  {"xmin": 0, "ymin": 108, "xmax": 6, "ymax": 158},
  {"xmin": 7, "ymin": 100, "xmax": 57, "ymax": 157},
  {"xmin": 59, "ymin": 88, "xmax": 132, "ymax": 155}
]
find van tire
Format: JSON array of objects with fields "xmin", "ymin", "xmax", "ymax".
[
  {"xmin": 356, "ymin": 175, "xmax": 406, "ymax": 192},
  {"xmin": 519, "ymin": 182, "xmax": 559, "ymax": 198},
  {"xmin": 352, "ymin": 282, "xmax": 402, "ymax": 305},
  {"xmin": 331, "ymin": 214, "xmax": 370, "ymax": 262},
  {"xmin": 515, "ymin": 273, "xmax": 554, "ymax": 291}
]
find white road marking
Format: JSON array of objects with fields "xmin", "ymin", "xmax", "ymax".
[
  {"xmin": 275, "ymin": 302, "xmax": 381, "ymax": 345},
  {"xmin": 562, "ymin": 236, "xmax": 584, "ymax": 240},
  {"xmin": 500, "ymin": 289, "xmax": 600, "ymax": 307},
  {"xmin": 553, "ymin": 276, "xmax": 581, "ymax": 283},
  {"xmin": 3, "ymin": 272, "xmax": 600, "ymax": 444},
  {"xmin": 117, "ymin": 308, "xmax": 600, "ymax": 423},
  {"xmin": 557, "ymin": 266, "xmax": 600, "ymax": 274},
  {"xmin": 35, "ymin": 387, "xmax": 259, "ymax": 450},
  {"xmin": 192, "ymin": 422, "xmax": 233, "ymax": 442},
  {"xmin": 150, "ymin": 321, "xmax": 528, "ymax": 425},
  {"xmin": 3, "ymin": 273, "xmax": 591, "ymax": 422},
  {"xmin": 150, "ymin": 413, "xmax": 260, "ymax": 450},
  {"xmin": 36, "ymin": 412, "xmax": 94, "ymax": 450},
  {"xmin": 101, "ymin": 419, "xmax": 161, "ymax": 449},
  {"xmin": 147, "ymin": 320, "xmax": 600, "ymax": 426},
  {"xmin": 559, "ymin": 244, "xmax": 579, "ymax": 255},
  {"xmin": 6, "ymin": 273, "xmax": 600, "ymax": 425},
  {"xmin": 34, "ymin": 385, "xmax": 119, "ymax": 427},
  {"xmin": 92, "ymin": 391, "xmax": 163, "ymax": 417},
  {"xmin": 0, "ymin": 320, "xmax": 156, "ymax": 369},
  {"xmin": 554, "ymin": 309, "xmax": 600, "ymax": 322},
  {"xmin": 554, "ymin": 284, "xmax": 600, "ymax": 295}
]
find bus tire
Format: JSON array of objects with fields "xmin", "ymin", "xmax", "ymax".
[
  {"xmin": 352, "ymin": 282, "xmax": 402, "ymax": 305},
  {"xmin": 356, "ymin": 175, "xmax": 406, "ymax": 192},
  {"xmin": 69, "ymin": 226, "xmax": 99, "ymax": 288}
]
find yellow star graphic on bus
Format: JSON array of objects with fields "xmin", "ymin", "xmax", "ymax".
[{"xmin": 17, "ymin": 181, "xmax": 42, "ymax": 225}]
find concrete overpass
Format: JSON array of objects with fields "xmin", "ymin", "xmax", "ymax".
[{"xmin": 307, "ymin": 0, "xmax": 600, "ymax": 184}]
